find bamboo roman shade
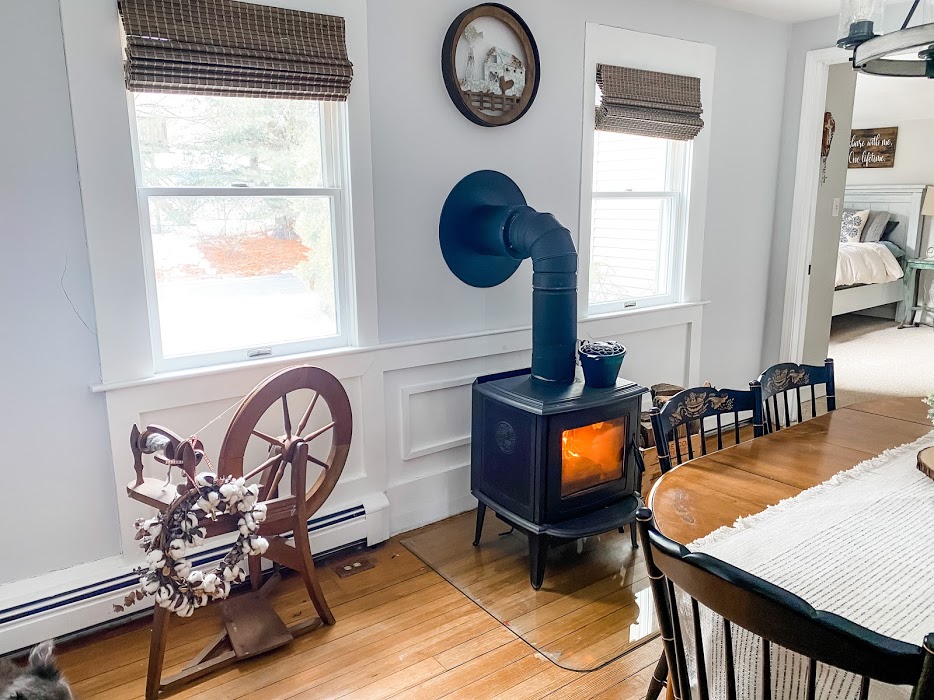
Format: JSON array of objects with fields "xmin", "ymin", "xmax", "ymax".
[
  {"xmin": 595, "ymin": 64, "xmax": 703, "ymax": 141},
  {"xmin": 117, "ymin": 0, "xmax": 353, "ymax": 100}
]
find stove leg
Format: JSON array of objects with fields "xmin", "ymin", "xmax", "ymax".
[
  {"xmin": 630, "ymin": 522, "xmax": 639, "ymax": 549},
  {"xmin": 529, "ymin": 533, "xmax": 549, "ymax": 590},
  {"xmin": 473, "ymin": 503, "xmax": 487, "ymax": 546}
]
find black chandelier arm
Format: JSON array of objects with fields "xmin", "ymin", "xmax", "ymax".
[{"xmin": 902, "ymin": 0, "xmax": 922, "ymax": 30}]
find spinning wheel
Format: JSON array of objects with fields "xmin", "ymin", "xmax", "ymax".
[{"xmin": 127, "ymin": 366, "xmax": 352, "ymax": 700}]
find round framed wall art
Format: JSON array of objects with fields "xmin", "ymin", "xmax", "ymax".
[{"xmin": 441, "ymin": 3, "xmax": 540, "ymax": 127}]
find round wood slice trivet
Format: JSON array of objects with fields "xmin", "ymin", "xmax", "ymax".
[{"xmin": 918, "ymin": 446, "xmax": 934, "ymax": 481}]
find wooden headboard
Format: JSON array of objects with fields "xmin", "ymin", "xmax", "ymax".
[{"xmin": 843, "ymin": 184, "xmax": 926, "ymax": 258}]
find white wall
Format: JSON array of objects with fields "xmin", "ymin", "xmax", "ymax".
[
  {"xmin": 369, "ymin": 0, "xmax": 790, "ymax": 388},
  {"xmin": 0, "ymin": 0, "xmax": 119, "ymax": 584},
  {"xmin": 0, "ymin": 0, "xmax": 792, "ymax": 642}
]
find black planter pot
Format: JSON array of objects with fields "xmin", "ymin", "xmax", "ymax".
[{"xmin": 579, "ymin": 341, "xmax": 627, "ymax": 388}]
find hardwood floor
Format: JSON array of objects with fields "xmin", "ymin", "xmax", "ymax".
[{"xmin": 54, "ymin": 536, "xmax": 661, "ymax": 699}]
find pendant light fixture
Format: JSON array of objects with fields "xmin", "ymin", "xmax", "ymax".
[{"xmin": 838, "ymin": 0, "xmax": 934, "ymax": 77}]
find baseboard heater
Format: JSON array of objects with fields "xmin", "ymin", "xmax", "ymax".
[{"xmin": 0, "ymin": 497, "xmax": 385, "ymax": 655}]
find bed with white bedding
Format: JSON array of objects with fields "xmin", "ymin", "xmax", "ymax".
[{"xmin": 832, "ymin": 185, "xmax": 925, "ymax": 318}]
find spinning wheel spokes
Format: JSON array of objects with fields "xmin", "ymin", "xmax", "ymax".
[
  {"xmin": 296, "ymin": 392, "xmax": 319, "ymax": 436},
  {"xmin": 218, "ymin": 366, "xmax": 352, "ymax": 509},
  {"xmin": 281, "ymin": 395, "xmax": 292, "ymax": 438},
  {"xmin": 251, "ymin": 429, "xmax": 283, "ymax": 448}
]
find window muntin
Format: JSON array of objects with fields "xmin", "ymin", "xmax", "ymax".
[
  {"xmin": 129, "ymin": 93, "xmax": 350, "ymax": 370},
  {"xmin": 588, "ymin": 130, "xmax": 689, "ymax": 312}
]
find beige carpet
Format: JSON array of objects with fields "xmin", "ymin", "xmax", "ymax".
[{"xmin": 828, "ymin": 314, "xmax": 934, "ymax": 406}]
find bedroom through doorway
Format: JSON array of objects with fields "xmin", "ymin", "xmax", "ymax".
[{"xmin": 796, "ymin": 64, "xmax": 934, "ymax": 406}]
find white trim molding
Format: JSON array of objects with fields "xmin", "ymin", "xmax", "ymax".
[{"xmin": 780, "ymin": 47, "xmax": 850, "ymax": 364}]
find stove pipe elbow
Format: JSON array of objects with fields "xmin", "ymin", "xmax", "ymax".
[
  {"xmin": 506, "ymin": 207, "xmax": 578, "ymax": 384},
  {"xmin": 439, "ymin": 171, "xmax": 579, "ymax": 385}
]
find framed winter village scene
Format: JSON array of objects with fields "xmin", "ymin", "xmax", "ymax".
[{"xmin": 441, "ymin": 4, "xmax": 540, "ymax": 126}]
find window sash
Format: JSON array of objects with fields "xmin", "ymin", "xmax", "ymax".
[
  {"xmin": 588, "ymin": 139, "xmax": 690, "ymax": 313},
  {"xmin": 127, "ymin": 95, "xmax": 354, "ymax": 372}
]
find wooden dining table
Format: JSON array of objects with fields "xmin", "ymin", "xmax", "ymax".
[{"xmin": 649, "ymin": 396, "xmax": 932, "ymax": 544}]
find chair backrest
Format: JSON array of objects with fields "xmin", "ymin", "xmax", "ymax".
[
  {"xmin": 636, "ymin": 508, "xmax": 934, "ymax": 700},
  {"xmin": 649, "ymin": 386, "xmax": 763, "ymax": 474},
  {"xmin": 756, "ymin": 359, "xmax": 836, "ymax": 433}
]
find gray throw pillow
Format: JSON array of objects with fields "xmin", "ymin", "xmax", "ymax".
[{"xmin": 861, "ymin": 210, "xmax": 891, "ymax": 242}]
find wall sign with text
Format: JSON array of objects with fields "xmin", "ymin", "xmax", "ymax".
[{"xmin": 848, "ymin": 127, "xmax": 898, "ymax": 169}]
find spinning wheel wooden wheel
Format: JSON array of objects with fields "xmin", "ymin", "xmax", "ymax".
[{"xmin": 127, "ymin": 365, "xmax": 353, "ymax": 700}]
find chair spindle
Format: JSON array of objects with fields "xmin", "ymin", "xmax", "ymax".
[
  {"xmin": 806, "ymin": 657, "xmax": 817, "ymax": 700},
  {"xmin": 761, "ymin": 638, "xmax": 772, "ymax": 700},
  {"xmin": 724, "ymin": 618, "xmax": 737, "ymax": 700},
  {"xmin": 858, "ymin": 676, "xmax": 870, "ymax": 700},
  {"xmin": 716, "ymin": 414, "xmax": 724, "ymax": 451},
  {"xmin": 692, "ymin": 597, "xmax": 710, "ymax": 700}
]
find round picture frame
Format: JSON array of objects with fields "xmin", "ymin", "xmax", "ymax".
[{"xmin": 441, "ymin": 3, "xmax": 540, "ymax": 127}]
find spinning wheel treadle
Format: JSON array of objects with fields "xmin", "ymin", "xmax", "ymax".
[{"xmin": 127, "ymin": 365, "xmax": 353, "ymax": 700}]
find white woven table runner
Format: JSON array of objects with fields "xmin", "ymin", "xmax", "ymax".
[{"xmin": 679, "ymin": 430, "xmax": 934, "ymax": 700}]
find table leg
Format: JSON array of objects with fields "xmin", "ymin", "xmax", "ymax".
[{"xmin": 899, "ymin": 268, "xmax": 918, "ymax": 329}]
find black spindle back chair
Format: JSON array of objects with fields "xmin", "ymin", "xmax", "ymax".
[
  {"xmin": 637, "ymin": 508, "xmax": 934, "ymax": 700},
  {"xmin": 756, "ymin": 358, "xmax": 836, "ymax": 433},
  {"xmin": 650, "ymin": 386, "xmax": 764, "ymax": 475}
]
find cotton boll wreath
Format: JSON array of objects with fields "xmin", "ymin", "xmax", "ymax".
[{"xmin": 120, "ymin": 473, "xmax": 269, "ymax": 617}]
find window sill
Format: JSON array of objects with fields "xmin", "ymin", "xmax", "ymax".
[
  {"xmin": 91, "ymin": 301, "xmax": 708, "ymax": 394},
  {"xmin": 584, "ymin": 299, "xmax": 709, "ymax": 323}
]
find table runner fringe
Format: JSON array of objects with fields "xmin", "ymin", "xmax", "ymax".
[{"xmin": 688, "ymin": 429, "xmax": 934, "ymax": 549}]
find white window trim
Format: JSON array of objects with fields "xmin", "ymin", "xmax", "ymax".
[
  {"xmin": 578, "ymin": 24, "xmax": 716, "ymax": 322},
  {"xmin": 59, "ymin": 0, "xmax": 377, "ymax": 385}
]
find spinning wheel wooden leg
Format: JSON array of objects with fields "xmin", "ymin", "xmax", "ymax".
[
  {"xmin": 248, "ymin": 554, "xmax": 263, "ymax": 592},
  {"xmin": 146, "ymin": 606, "xmax": 170, "ymax": 700},
  {"xmin": 296, "ymin": 526, "xmax": 335, "ymax": 625}
]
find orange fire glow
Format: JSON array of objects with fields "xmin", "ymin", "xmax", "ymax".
[{"xmin": 561, "ymin": 417, "xmax": 627, "ymax": 497}]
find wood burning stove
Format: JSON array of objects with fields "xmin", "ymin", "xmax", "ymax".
[
  {"xmin": 439, "ymin": 170, "xmax": 649, "ymax": 589},
  {"xmin": 471, "ymin": 368, "xmax": 646, "ymax": 589}
]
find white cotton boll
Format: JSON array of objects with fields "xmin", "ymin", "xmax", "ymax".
[
  {"xmin": 207, "ymin": 491, "xmax": 220, "ymax": 505},
  {"xmin": 168, "ymin": 539, "xmax": 187, "ymax": 559},
  {"xmin": 240, "ymin": 539, "xmax": 253, "ymax": 555},
  {"xmin": 222, "ymin": 566, "xmax": 236, "ymax": 582},
  {"xmin": 155, "ymin": 586, "xmax": 172, "ymax": 604},
  {"xmin": 202, "ymin": 573, "xmax": 218, "ymax": 594},
  {"xmin": 195, "ymin": 472, "xmax": 216, "ymax": 488},
  {"xmin": 252, "ymin": 537, "xmax": 269, "ymax": 556},
  {"xmin": 238, "ymin": 518, "xmax": 250, "ymax": 536},
  {"xmin": 191, "ymin": 528, "xmax": 206, "ymax": 546},
  {"xmin": 146, "ymin": 550, "xmax": 166, "ymax": 568},
  {"xmin": 251, "ymin": 503, "xmax": 267, "ymax": 523},
  {"xmin": 141, "ymin": 575, "xmax": 161, "ymax": 594},
  {"xmin": 188, "ymin": 571, "xmax": 204, "ymax": 588},
  {"xmin": 178, "ymin": 603, "xmax": 194, "ymax": 618},
  {"xmin": 196, "ymin": 498, "xmax": 211, "ymax": 512},
  {"xmin": 218, "ymin": 581, "xmax": 231, "ymax": 598},
  {"xmin": 174, "ymin": 560, "xmax": 191, "ymax": 579},
  {"xmin": 219, "ymin": 483, "xmax": 237, "ymax": 500}
]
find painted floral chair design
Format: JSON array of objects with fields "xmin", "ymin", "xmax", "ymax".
[
  {"xmin": 650, "ymin": 385, "xmax": 764, "ymax": 475},
  {"xmin": 756, "ymin": 359, "xmax": 836, "ymax": 433}
]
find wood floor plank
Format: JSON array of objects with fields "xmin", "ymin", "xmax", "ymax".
[{"xmin": 55, "ymin": 531, "xmax": 659, "ymax": 700}]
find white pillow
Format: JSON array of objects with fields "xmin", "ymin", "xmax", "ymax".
[{"xmin": 840, "ymin": 209, "xmax": 870, "ymax": 243}]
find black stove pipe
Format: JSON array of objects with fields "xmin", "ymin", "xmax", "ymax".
[
  {"xmin": 506, "ymin": 207, "xmax": 578, "ymax": 384},
  {"xmin": 439, "ymin": 171, "xmax": 578, "ymax": 385}
]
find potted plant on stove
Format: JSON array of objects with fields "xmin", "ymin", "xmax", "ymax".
[{"xmin": 578, "ymin": 340, "xmax": 627, "ymax": 388}]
